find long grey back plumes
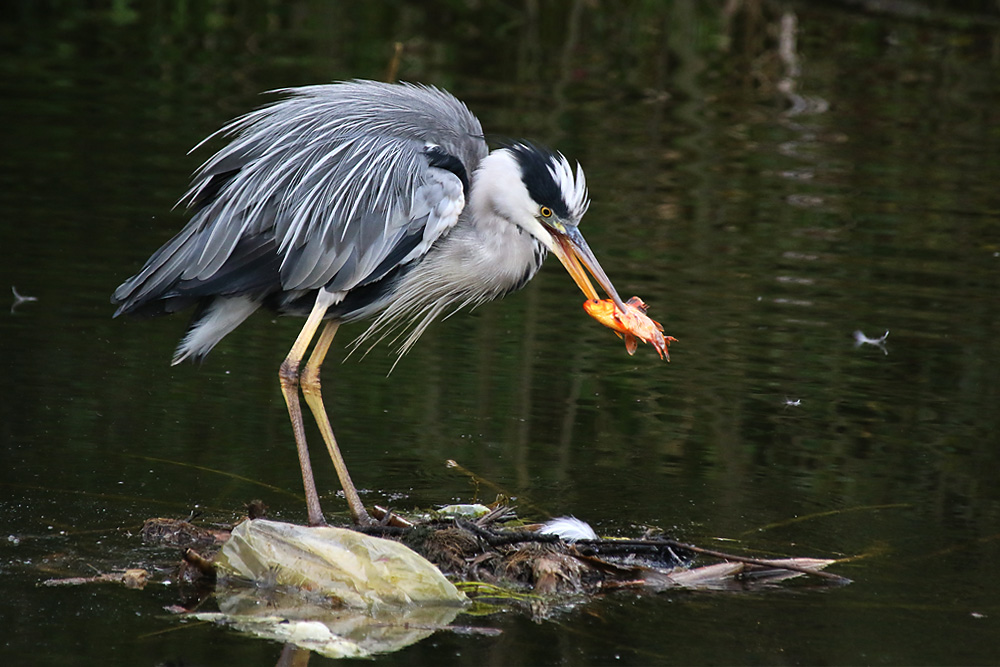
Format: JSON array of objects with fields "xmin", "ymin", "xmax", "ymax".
[{"xmin": 113, "ymin": 81, "xmax": 487, "ymax": 317}]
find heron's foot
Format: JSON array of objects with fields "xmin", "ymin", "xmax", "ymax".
[
  {"xmin": 355, "ymin": 510, "xmax": 378, "ymax": 528},
  {"xmin": 304, "ymin": 493, "xmax": 328, "ymax": 527}
]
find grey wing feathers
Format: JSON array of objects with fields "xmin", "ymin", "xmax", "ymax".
[{"xmin": 113, "ymin": 80, "xmax": 487, "ymax": 314}]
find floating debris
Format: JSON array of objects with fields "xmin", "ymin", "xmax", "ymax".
[
  {"xmin": 185, "ymin": 519, "xmax": 468, "ymax": 659},
  {"xmin": 10, "ymin": 286, "xmax": 37, "ymax": 313},
  {"xmin": 854, "ymin": 329, "xmax": 889, "ymax": 355},
  {"xmin": 388, "ymin": 513, "xmax": 847, "ymax": 603},
  {"xmin": 73, "ymin": 506, "xmax": 848, "ymax": 658},
  {"xmin": 215, "ymin": 519, "xmax": 466, "ymax": 608},
  {"xmin": 434, "ymin": 503, "xmax": 492, "ymax": 519},
  {"xmin": 42, "ymin": 568, "xmax": 149, "ymax": 589},
  {"xmin": 142, "ymin": 517, "xmax": 230, "ymax": 550}
]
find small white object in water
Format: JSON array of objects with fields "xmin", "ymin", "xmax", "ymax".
[
  {"xmin": 10, "ymin": 286, "xmax": 38, "ymax": 313},
  {"xmin": 539, "ymin": 516, "xmax": 598, "ymax": 542},
  {"xmin": 853, "ymin": 329, "xmax": 889, "ymax": 355}
]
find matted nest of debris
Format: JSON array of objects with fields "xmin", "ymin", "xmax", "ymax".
[
  {"xmin": 43, "ymin": 501, "xmax": 848, "ymax": 658},
  {"xmin": 143, "ymin": 500, "xmax": 849, "ymax": 603}
]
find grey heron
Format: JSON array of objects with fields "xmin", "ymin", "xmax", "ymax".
[{"xmin": 112, "ymin": 80, "xmax": 630, "ymax": 527}]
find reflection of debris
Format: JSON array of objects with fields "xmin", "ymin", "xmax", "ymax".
[
  {"xmin": 776, "ymin": 11, "xmax": 829, "ymax": 117},
  {"xmin": 192, "ymin": 588, "xmax": 465, "ymax": 660},
  {"xmin": 42, "ymin": 568, "xmax": 149, "ymax": 589},
  {"xmin": 10, "ymin": 286, "xmax": 37, "ymax": 313},
  {"xmin": 854, "ymin": 330, "xmax": 889, "ymax": 355}
]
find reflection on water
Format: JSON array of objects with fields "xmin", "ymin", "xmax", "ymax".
[{"xmin": 2, "ymin": 1, "xmax": 1000, "ymax": 665}]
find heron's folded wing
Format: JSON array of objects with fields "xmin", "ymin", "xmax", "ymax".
[
  {"xmin": 115, "ymin": 135, "xmax": 469, "ymax": 313},
  {"xmin": 113, "ymin": 81, "xmax": 487, "ymax": 315}
]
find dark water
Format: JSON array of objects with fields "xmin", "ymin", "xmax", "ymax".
[{"xmin": 3, "ymin": 1, "xmax": 1000, "ymax": 664}]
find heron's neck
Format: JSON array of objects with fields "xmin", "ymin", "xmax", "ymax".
[
  {"xmin": 449, "ymin": 148, "xmax": 546, "ymax": 292},
  {"xmin": 436, "ymin": 207, "xmax": 546, "ymax": 300},
  {"xmin": 352, "ymin": 149, "xmax": 547, "ymax": 358}
]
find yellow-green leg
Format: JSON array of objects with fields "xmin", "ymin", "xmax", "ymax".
[
  {"xmin": 278, "ymin": 293, "xmax": 333, "ymax": 527},
  {"xmin": 301, "ymin": 320, "xmax": 374, "ymax": 526}
]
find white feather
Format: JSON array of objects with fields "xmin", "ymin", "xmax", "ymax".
[{"xmin": 539, "ymin": 516, "xmax": 598, "ymax": 542}]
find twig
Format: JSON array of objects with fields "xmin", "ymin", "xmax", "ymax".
[
  {"xmin": 183, "ymin": 549, "xmax": 216, "ymax": 576},
  {"xmin": 456, "ymin": 519, "xmax": 560, "ymax": 547},
  {"xmin": 385, "ymin": 42, "xmax": 404, "ymax": 83},
  {"xmin": 371, "ymin": 505, "xmax": 415, "ymax": 528}
]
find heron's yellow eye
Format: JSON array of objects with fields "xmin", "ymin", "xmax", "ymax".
[{"xmin": 540, "ymin": 206, "xmax": 553, "ymax": 218}]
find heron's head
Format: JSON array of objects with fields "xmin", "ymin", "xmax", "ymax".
[{"xmin": 474, "ymin": 142, "xmax": 627, "ymax": 310}]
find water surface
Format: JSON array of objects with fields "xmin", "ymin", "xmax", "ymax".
[{"xmin": 2, "ymin": 2, "xmax": 999, "ymax": 664}]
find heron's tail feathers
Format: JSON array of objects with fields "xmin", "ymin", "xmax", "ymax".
[{"xmin": 172, "ymin": 296, "xmax": 260, "ymax": 365}]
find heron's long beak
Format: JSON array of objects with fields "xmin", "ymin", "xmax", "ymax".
[{"xmin": 548, "ymin": 224, "xmax": 628, "ymax": 312}]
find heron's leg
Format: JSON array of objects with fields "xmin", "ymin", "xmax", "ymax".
[
  {"xmin": 279, "ymin": 293, "xmax": 333, "ymax": 527},
  {"xmin": 300, "ymin": 321, "xmax": 374, "ymax": 526}
]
